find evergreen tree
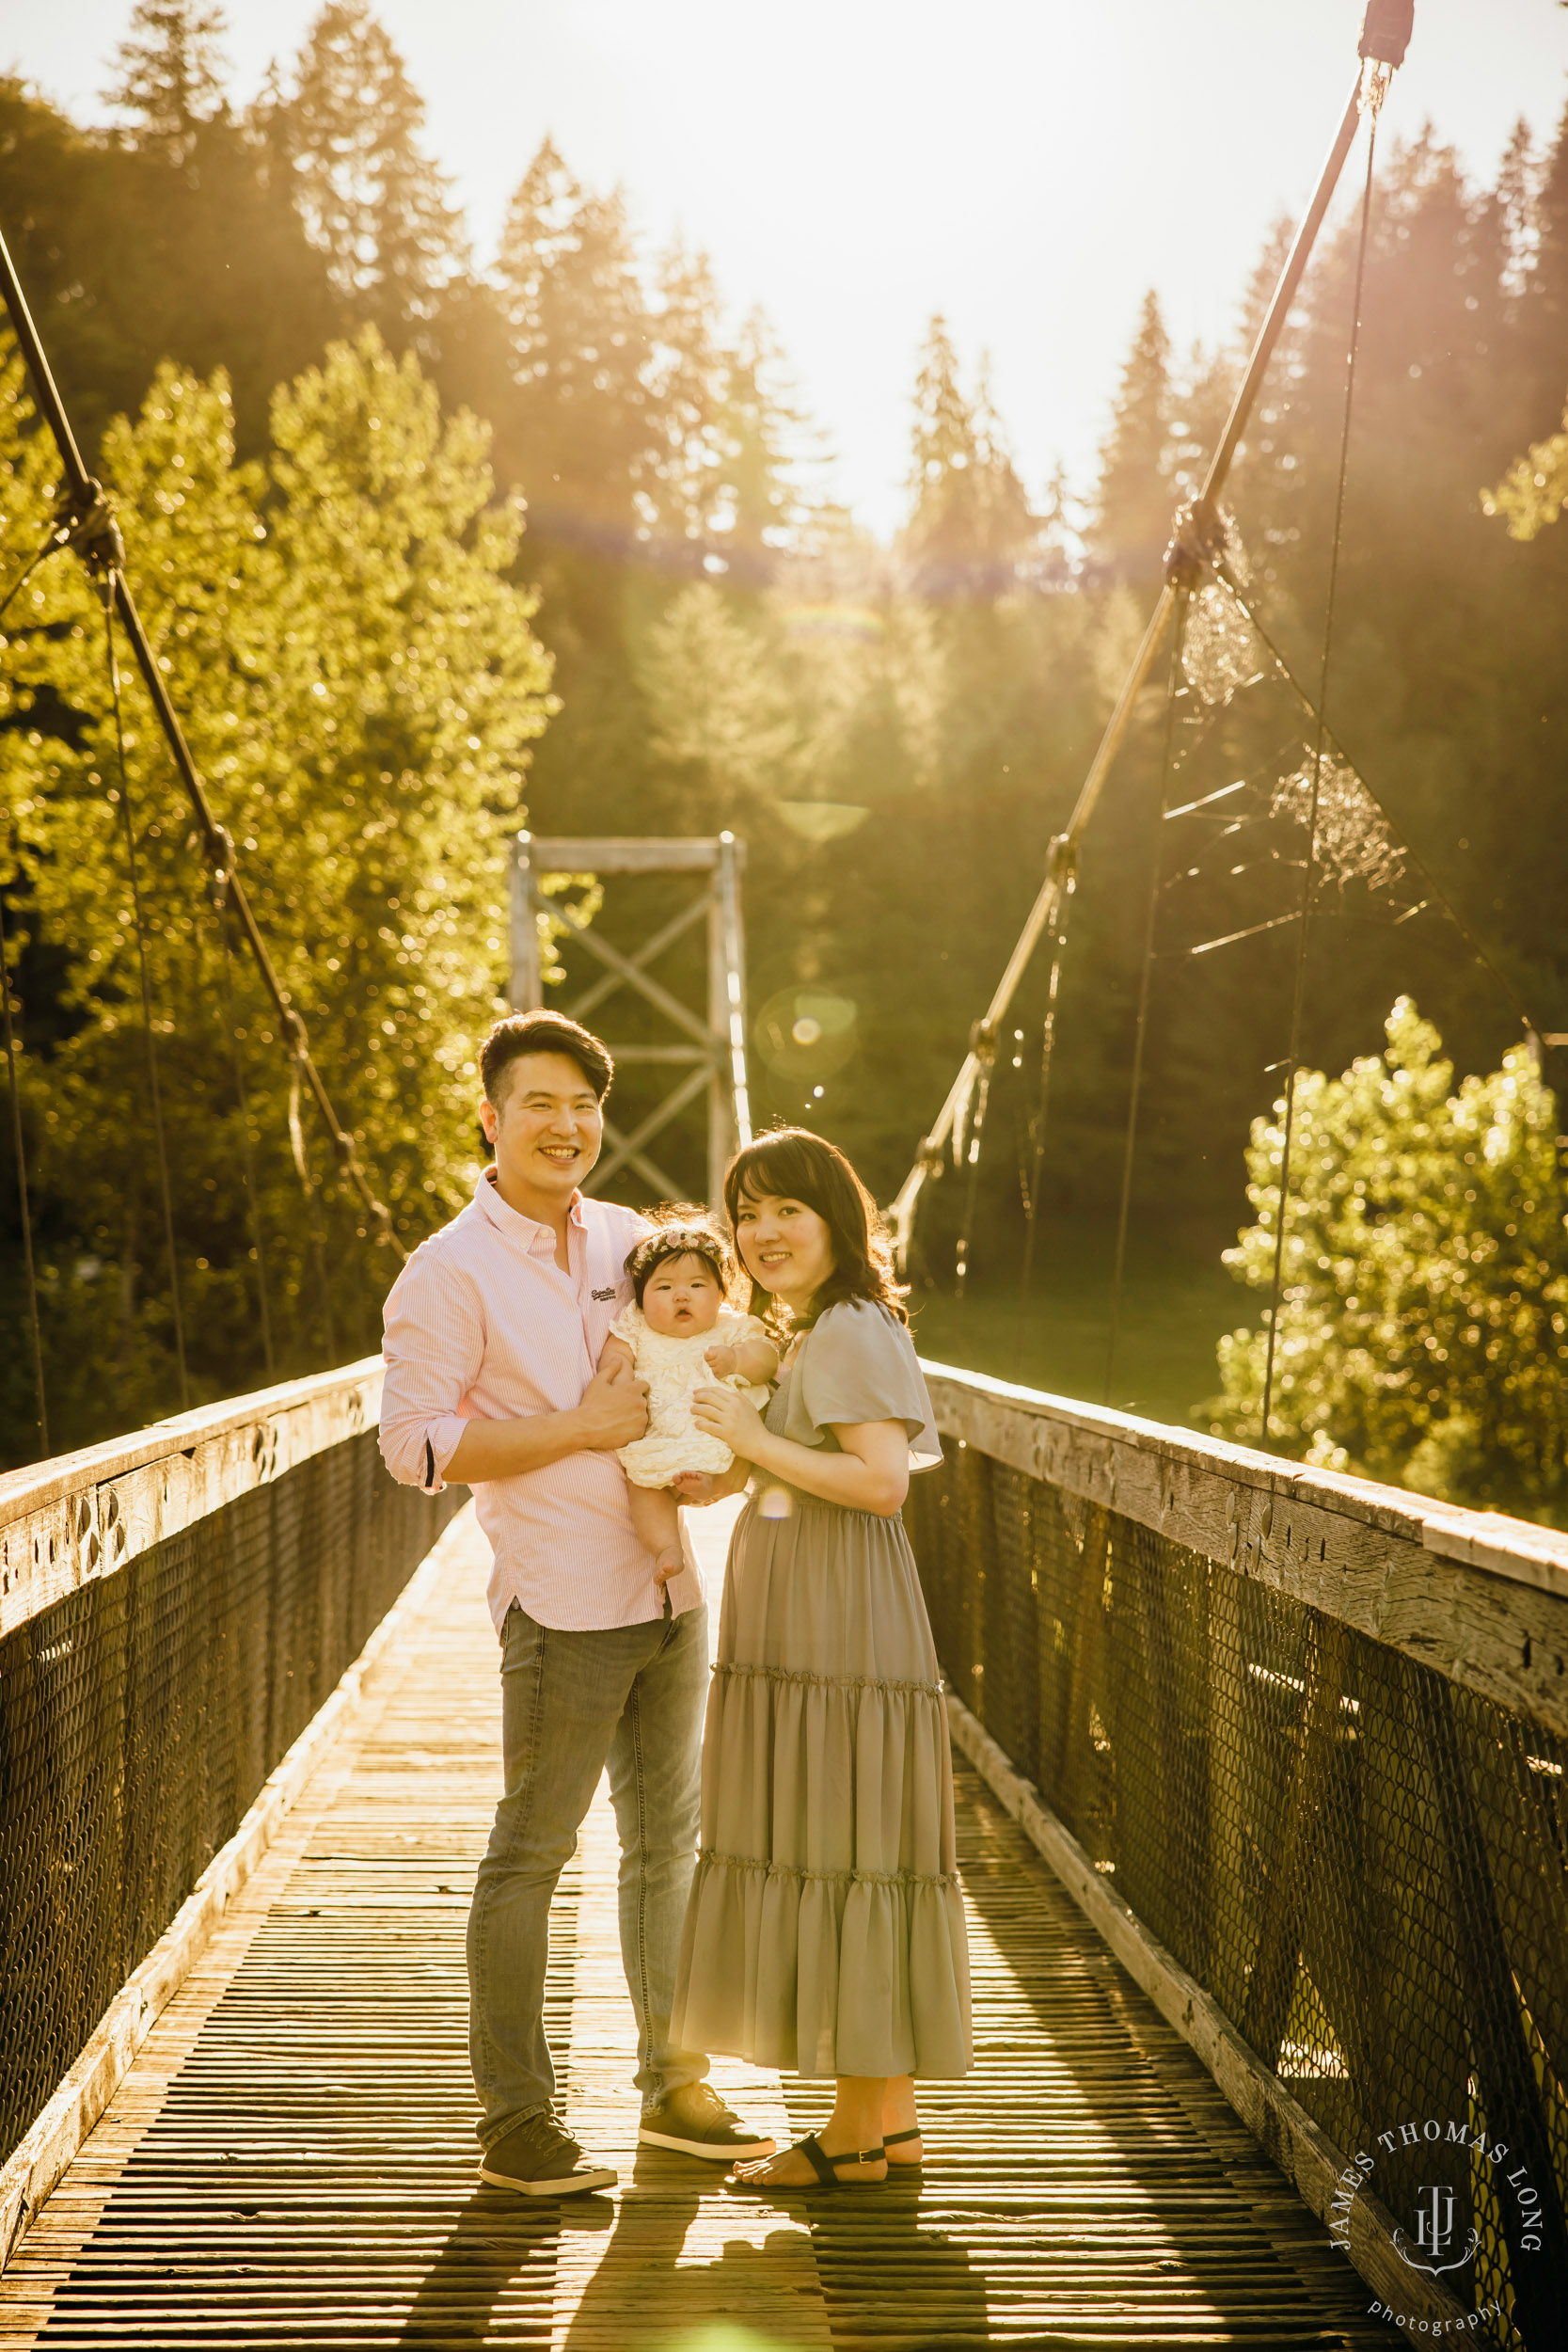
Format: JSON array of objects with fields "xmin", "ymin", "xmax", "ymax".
[
  {"xmin": 637, "ymin": 583, "xmax": 802, "ymax": 803},
  {"xmin": 271, "ymin": 2, "xmax": 467, "ymax": 338},
  {"xmin": 1090, "ymin": 288, "xmax": 1173, "ymax": 590},
  {"xmin": 711, "ymin": 310, "xmax": 813, "ymax": 583},
  {"xmin": 493, "ymin": 139, "xmax": 652, "ymax": 548},
  {"xmin": 970, "ymin": 359, "xmax": 1037, "ymax": 580},
  {"xmin": 904, "ymin": 315, "xmax": 976, "ymax": 596},
  {"xmin": 904, "ymin": 316, "xmax": 1034, "ymax": 597},
  {"xmin": 645, "ymin": 240, "xmax": 726, "ymax": 562},
  {"xmin": 1496, "ymin": 118, "xmax": 1539, "ymax": 296},
  {"xmin": 103, "ymin": 0, "xmax": 230, "ymax": 162},
  {"xmin": 1525, "ymin": 101, "xmax": 1568, "ymax": 423}
]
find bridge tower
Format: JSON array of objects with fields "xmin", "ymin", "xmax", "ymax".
[{"xmin": 509, "ymin": 832, "xmax": 752, "ymax": 1209}]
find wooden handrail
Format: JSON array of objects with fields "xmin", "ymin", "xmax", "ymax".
[
  {"xmin": 0, "ymin": 1357, "xmax": 384, "ymax": 1638},
  {"xmin": 918, "ymin": 1359, "xmax": 1568, "ymax": 1737}
]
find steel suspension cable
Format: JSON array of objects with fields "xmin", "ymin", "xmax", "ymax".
[
  {"xmin": 288, "ymin": 1066, "xmax": 339, "ymax": 1365},
  {"xmin": 215, "ymin": 901, "xmax": 276, "ymax": 1381},
  {"xmin": 1104, "ymin": 592, "xmax": 1191, "ymax": 1406},
  {"xmin": 953, "ymin": 1024, "xmax": 996, "ymax": 1303},
  {"xmin": 106, "ymin": 591, "xmax": 189, "ymax": 1409},
  {"xmin": 1259, "ymin": 87, "xmax": 1385, "ymax": 1446},
  {"xmin": 0, "ymin": 861, "xmax": 48, "ymax": 1454},
  {"xmin": 1013, "ymin": 842, "xmax": 1076, "ymax": 1359}
]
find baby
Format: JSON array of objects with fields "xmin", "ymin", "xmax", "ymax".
[{"xmin": 599, "ymin": 1221, "xmax": 778, "ymax": 1592}]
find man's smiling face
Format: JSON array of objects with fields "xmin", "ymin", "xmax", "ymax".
[{"xmin": 481, "ymin": 1050, "xmax": 604, "ymax": 1217}]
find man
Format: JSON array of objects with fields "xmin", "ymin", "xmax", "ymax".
[{"xmin": 378, "ymin": 1009, "xmax": 772, "ymax": 2197}]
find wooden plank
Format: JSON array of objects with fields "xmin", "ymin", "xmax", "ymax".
[
  {"xmin": 0, "ymin": 1359, "xmax": 384, "ymax": 1636},
  {"xmin": 0, "ymin": 1509, "xmax": 472, "ymax": 2280},
  {"xmin": 924, "ymin": 1362, "xmax": 1568, "ymax": 1738}
]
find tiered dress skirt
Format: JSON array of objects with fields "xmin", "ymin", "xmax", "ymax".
[{"xmin": 672, "ymin": 1480, "xmax": 973, "ymax": 2080}]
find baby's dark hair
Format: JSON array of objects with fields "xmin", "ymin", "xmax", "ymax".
[{"xmin": 624, "ymin": 1215, "xmax": 736, "ymax": 1307}]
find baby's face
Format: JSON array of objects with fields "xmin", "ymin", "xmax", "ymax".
[{"xmin": 641, "ymin": 1253, "xmax": 724, "ymax": 1337}]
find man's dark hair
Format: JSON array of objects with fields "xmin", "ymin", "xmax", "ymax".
[{"xmin": 480, "ymin": 1012, "xmax": 613, "ymax": 1105}]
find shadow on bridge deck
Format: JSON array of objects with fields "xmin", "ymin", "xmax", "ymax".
[{"xmin": 0, "ymin": 1505, "xmax": 1382, "ymax": 2351}]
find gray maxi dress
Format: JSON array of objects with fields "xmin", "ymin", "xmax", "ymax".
[{"xmin": 671, "ymin": 1298, "xmax": 973, "ymax": 2080}]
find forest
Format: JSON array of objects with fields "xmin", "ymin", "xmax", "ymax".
[{"xmin": 1, "ymin": 3, "xmax": 1565, "ymax": 1513}]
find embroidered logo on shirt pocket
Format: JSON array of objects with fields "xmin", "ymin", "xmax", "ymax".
[{"xmin": 591, "ymin": 1286, "xmax": 617, "ymax": 1302}]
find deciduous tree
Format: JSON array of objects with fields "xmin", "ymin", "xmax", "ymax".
[{"xmin": 1212, "ymin": 1001, "xmax": 1567, "ymax": 1520}]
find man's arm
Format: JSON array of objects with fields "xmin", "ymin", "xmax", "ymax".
[
  {"xmin": 380, "ymin": 1251, "xmax": 649, "ymax": 1493},
  {"xmin": 446, "ymin": 1357, "xmax": 648, "ymax": 1481},
  {"xmin": 379, "ymin": 1250, "xmax": 485, "ymax": 1493}
]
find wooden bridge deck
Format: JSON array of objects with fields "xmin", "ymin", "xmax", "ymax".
[{"xmin": 2, "ymin": 1505, "xmax": 1381, "ymax": 2351}]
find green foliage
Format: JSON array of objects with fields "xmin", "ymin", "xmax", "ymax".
[
  {"xmin": 0, "ymin": 78, "xmax": 343, "ymax": 466},
  {"xmin": 1212, "ymin": 1002, "xmax": 1568, "ymax": 1522},
  {"xmin": 0, "ymin": 326, "xmax": 550, "ymax": 1458},
  {"xmin": 4, "ymin": 12, "xmax": 1568, "ymax": 1490},
  {"xmin": 1483, "ymin": 398, "xmax": 1568, "ymax": 538}
]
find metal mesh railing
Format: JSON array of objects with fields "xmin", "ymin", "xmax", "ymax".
[
  {"xmin": 1, "ymin": 1429, "xmax": 460, "ymax": 2169},
  {"xmin": 907, "ymin": 1431, "xmax": 1568, "ymax": 2352}
]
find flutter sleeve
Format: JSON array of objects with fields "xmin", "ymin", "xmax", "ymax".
[
  {"xmin": 786, "ymin": 1299, "xmax": 942, "ymax": 1468},
  {"xmin": 609, "ymin": 1301, "xmax": 645, "ymax": 1351},
  {"xmin": 716, "ymin": 1308, "xmax": 770, "ymax": 1348}
]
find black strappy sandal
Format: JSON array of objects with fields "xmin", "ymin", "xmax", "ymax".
[
  {"xmin": 884, "ymin": 2126, "xmax": 925, "ymax": 2167},
  {"xmin": 727, "ymin": 2133, "xmax": 886, "ymax": 2192}
]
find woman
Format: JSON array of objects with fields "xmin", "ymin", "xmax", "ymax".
[{"xmin": 669, "ymin": 1127, "xmax": 972, "ymax": 2189}]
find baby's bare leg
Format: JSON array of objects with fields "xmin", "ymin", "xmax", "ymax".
[{"xmin": 627, "ymin": 1482, "xmax": 683, "ymax": 1584}]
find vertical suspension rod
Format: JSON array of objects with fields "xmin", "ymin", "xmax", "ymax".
[{"xmin": 0, "ymin": 222, "xmax": 404, "ymax": 1262}]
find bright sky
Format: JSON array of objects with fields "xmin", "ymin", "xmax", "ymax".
[{"xmin": 5, "ymin": 0, "xmax": 1567, "ymax": 536}]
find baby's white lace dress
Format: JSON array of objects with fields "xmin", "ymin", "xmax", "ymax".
[{"xmin": 613, "ymin": 1302, "xmax": 772, "ymax": 1487}]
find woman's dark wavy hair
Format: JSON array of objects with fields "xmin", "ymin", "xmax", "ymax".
[{"xmin": 722, "ymin": 1127, "xmax": 908, "ymax": 1328}]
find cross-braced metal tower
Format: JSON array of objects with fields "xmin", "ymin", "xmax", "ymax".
[{"xmin": 509, "ymin": 833, "xmax": 752, "ymax": 1207}]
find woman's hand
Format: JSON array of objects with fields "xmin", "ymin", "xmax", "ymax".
[{"xmin": 690, "ymin": 1381, "xmax": 768, "ymax": 1456}]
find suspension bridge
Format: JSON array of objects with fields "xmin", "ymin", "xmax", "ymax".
[{"xmin": 2, "ymin": 5, "xmax": 1565, "ymax": 2346}]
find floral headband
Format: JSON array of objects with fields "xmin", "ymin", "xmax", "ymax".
[{"xmin": 624, "ymin": 1221, "xmax": 732, "ymax": 1295}]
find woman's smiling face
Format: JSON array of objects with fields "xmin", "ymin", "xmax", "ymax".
[{"xmin": 732, "ymin": 1185, "xmax": 835, "ymax": 1309}]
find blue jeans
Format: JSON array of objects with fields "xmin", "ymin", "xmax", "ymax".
[{"xmin": 467, "ymin": 1599, "xmax": 710, "ymax": 2149}]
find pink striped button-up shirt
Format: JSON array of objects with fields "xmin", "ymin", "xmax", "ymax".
[{"xmin": 378, "ymin": 1168, "xmax": 702, "ymax": 1636}]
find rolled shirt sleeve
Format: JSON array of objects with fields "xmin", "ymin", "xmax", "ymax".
[{"xmin": 378, "ymin": 1247, "xmax": 484, "ymax": 1493}]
